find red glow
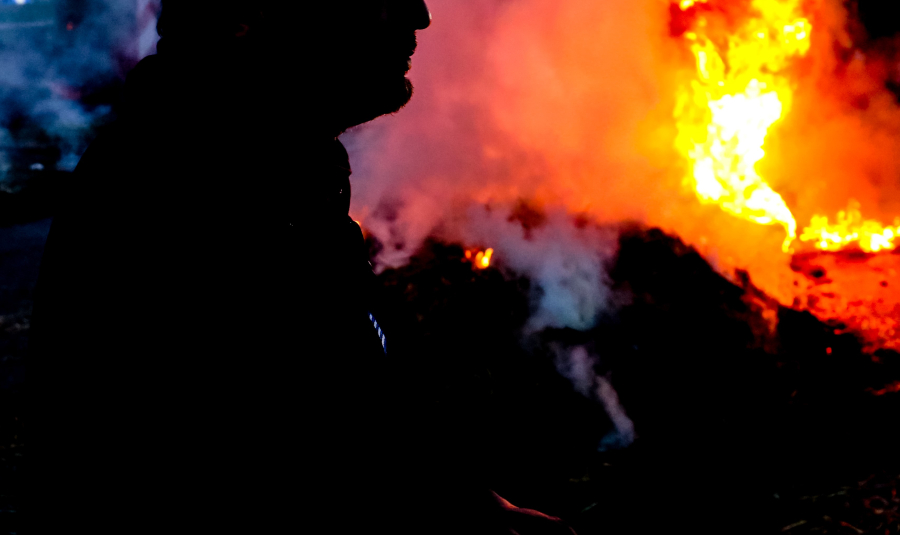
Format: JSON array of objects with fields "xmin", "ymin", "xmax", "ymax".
[{"xmin": 868, "ymin": 381, "xmax": 900, "ymax": 396}]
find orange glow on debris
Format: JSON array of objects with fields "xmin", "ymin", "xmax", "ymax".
[{"xmin": 868, "ymin": 381, "xmax": 900, "ymax": 396}]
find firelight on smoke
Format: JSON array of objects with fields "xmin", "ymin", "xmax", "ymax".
[{"xmin": 352, "ymin": 0, "xmax": 900, "ymax": 351}]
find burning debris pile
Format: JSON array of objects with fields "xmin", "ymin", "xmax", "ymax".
[
  {"xmin": 369, "ymin": 221, "xmax": 900, "ymax": 534},
  {"xmin": 0, "ymin": 0, "xmax": 898, "ymax": 532},
  {"xmin": 350, "ymin": 0, "xmax": 900, "ymax": 354},
  {"xmin": 347, "ymin": 1, "xmax": 900, "ymax": 519}
]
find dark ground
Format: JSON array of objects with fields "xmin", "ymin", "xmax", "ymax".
[
  {"xmin": 368, "ymin": 228, "xmax": 900, "ymax": 535},
  {"xmin": 1, "ymin": 200, "xmax": 899, "ymax": 534},
  {"xmin": 1, "ymin": 218, "xmax": 47, "ymax": 535}
]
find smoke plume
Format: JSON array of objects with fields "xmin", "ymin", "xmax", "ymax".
[
  {"xmin": 553, "ymin": 344, "xmax": 636, "ymax": 450},
  {"xmin": 343, "ymin": 0, "xmax": 900, "ymax": 428},
  {"xmin": 0, "ymin": 0, "xmax": 154, "ymax": 180}
]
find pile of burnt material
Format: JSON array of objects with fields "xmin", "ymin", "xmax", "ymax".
[{"xmin": 371, "ymin": 226, "xmax": 900, "ymax": 535}]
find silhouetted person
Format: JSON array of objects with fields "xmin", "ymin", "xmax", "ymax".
[{"xmin": 31, "ymin": 2, "xmax": 575, "ymax": 533}]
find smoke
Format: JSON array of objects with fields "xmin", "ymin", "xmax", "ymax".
[
  {"xmin": 344, "ymin": 0, "xmax": 679, "ymax": 323},
  {"xmin": 463, "ymin": 205, "xmax": 620, "ymax": 333},
  {"xmin": 4, "ymin": 0, "xmax": 897, "ymax": 434},
  {"xmin": 346, "ymin": 0, "xmax": 900, "ymax": 337},
  {"xmin": 347, "ymin": 0, "xmax": 672, "ymax": 242},
  {"xmin": 344, "ymin": 0, "xmax": 663, "ymax": 443},
  {"xmin": 342, "ymin": 0, "xmax": 900, "ymax": 433},
  {"xmin": 0, "ymin": 0, "xmax": 156, "ymax": 179},
  {"xmin": 553, "ymin": 344, "xmax": 636, "ymax": 451}
]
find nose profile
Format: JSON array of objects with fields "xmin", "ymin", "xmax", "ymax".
[
  {"xmin": 397, "ymin": 0, "xmax": 431, "ymax": 30},
  {"xmin": 413, "ymin": 1, "xmax": 432, "ymax": 29}
]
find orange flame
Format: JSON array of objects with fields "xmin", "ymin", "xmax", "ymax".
[
  {"xmin": 679, "ymin": 0, "xmax": 707, "ymax": 10},
  {"xmin": 674, "ymin": 0, "xmax": 900, "ymax": 256},
  {"xmin": 799, "ymin": 200, "xmax": 900, "ymax": 253},
  {"xmin": 674, "ymin": 0, "xmax": 810, "ymax": 252},
  {"xmin": 465, "ymin": 248, "xmax": 495, "ymax": 269}
]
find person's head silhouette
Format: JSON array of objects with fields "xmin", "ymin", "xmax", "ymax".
[{"xmin": 156, "ymin": 1, "xmax": 431, "ymax": 135}]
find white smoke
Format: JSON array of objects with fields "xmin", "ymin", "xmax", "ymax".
[
  {"xmin": 554, "ymin": 345, "xmax": 636, "ymax": 451},
  {"xmin": 0, "ymin": 0, "xmax": 157, "ymax": 178},
  {"xmin": 461, "ymin": 205, "xmax": 619, "ymax": 332},
  {"xmin": 351, "ymin": 181, "xmax": 637, "ymax": 451},
  {"xmin": 343, "ymin": 0, "xmax": 641, "ymax": 449}
]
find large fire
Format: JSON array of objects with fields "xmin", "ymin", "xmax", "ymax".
[
  {"xmin": 664, "ymin": 0, "xmax": 900, "ymax": 350},
  {"xmin": 675, "ymin": 0, "xmax": 807, "ymax": 252},
  {"xmin": 352, "ymin": 0, "xmax": 900, "ymax": 352},
  {"xmin": 675, "ymin": 0, "xmax": 900, "ymax": 255}
]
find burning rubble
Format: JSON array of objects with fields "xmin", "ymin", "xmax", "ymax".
[
  {"xmin": 349, "ymin": 0, "xmax": 900, "ymax": 353},
  {"xmin": 0, "ymin": 0, "xmax": 897, "ymax": 532},
  {"xmin": 369, "ymin": 220, "xmax": 900, "ymax": 534},
  {"xmin": 347, "ymin": 1, "xmax": 900, "ymax": 528}
]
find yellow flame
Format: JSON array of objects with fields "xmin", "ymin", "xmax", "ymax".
[
  {"xmin": 679, "ymin": 0, "xmax": 708, "ymax": 10},
  {"xmin": 674, "ymin": 0, "xmax": 812, "ymax": 252},
  {"xmin": 799, "ymin": 201, "xmax": 900, "ymax": 253},
  {"xmin": 465, "ymin": 248, "xmax": 495, "ymax": 268},
  {"xmin": 475, "ymin": 248, "xmax": 494, "ymax": 269},
  {"xmin": 676, "ymin": 1, "xmax": 900, "ymax": 256}
]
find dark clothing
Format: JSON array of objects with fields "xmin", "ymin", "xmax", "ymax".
[
  {"xmin": 29, "ymin": 54, "xmax": 448, "ymax": 533},
  {"xmin": 30, "ymin": 50, "xmax": 577, "ymax": 535}
]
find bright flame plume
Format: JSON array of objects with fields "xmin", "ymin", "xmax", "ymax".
[
  {"xmin": 675, "ymin": 0, "xmax": 900, "ymax": 255},
  {"xmin": 674, "ymin": 0, "xmax": 810, "ymax": 252}
]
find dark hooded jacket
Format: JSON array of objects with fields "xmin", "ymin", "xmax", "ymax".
[
  {"xmin": 28, "ymin": 48, "xmax": 432, "ymax": 532},
  {"xmin": 30, "ymin": 33, "xmax": 577, "ymax": 535}
]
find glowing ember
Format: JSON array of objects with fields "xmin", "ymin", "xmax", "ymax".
[
  {"xmin": 799, "ymin": 200, "xmax": 900, "ymax": 253},
  {"xmin": 868, "ymin": 381, "xmax": 900, "ymax": 396},
  {"xmin": 465, "ymin": 248, "xmax": 495, "ymax": 269},
  {"xmin": 674, "ymin": 0, "xmax": 811, "ymax": 252}
]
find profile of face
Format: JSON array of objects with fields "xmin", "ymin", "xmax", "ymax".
[
  {"xmin": 158, "ymin": 1, "xmax": 430, "ymax": 134},
  {"xmin": 268, "ymin": 0, "xmax": 432, "ymax": 133}
]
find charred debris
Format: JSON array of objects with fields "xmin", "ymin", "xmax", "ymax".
[
  {"xmin": 369, "ymin": 224, "xmax": 900, "ymax": 535},
  {"xmin": 1, "ymin": 215, "xmax": 898, "ymax": 533}
]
